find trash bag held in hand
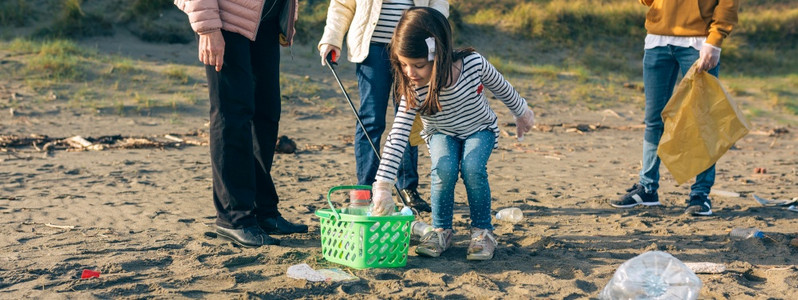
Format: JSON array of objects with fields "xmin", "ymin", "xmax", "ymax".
[{"xmin": 657, "ymin": 63, "xmax": 751, "ymax": 185}]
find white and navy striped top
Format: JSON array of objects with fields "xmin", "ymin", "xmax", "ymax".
[
  {"xmin": 370, "ymin": 0, "xmax": 414, "ymax": 44},
  {"xmin": 375, "ymin": 53, "xmax": 529, "ymax": 183}
]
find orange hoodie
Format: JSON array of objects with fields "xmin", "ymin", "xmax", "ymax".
[{"xmin": 640, "ymin": 0, "xmax": 738, "ymax": 47}]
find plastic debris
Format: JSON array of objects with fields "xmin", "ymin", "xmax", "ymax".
[
  {"xmin": 81, "ymin": 269, "xmax": 100, "ymax": 279},
  {"xmin": 683, "ymin": 262, "xmax": 726, "ymax": 274},
  {"xmin": 287, "ymin": 264, "xmax": 327, "ymax": 282},
  {"xmin": 600, "ymin": 251, "xmax": 701, "ymax": 300},
  {"xmin": 286, "ymin": 264, "xmax": 359, "ymax": 283},
  {"xmin": 709, "ymin": 190, "xmax": 740, "ymax": 198}
]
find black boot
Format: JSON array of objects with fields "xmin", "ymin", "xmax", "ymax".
[
  {"xmin": 216, "ymin": 225, "xmax": 280, "ymax": 247},
  {"xmin": 258, "ymin": 216, "xmax": 308, "ymax": 234},
  {"xmin": 400, "ymin": 189, "xmax": 432, "ymax": 213}
]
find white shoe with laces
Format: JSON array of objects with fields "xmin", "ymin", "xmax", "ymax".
[{"xmin": 467, "ymin": 228, "xmax": 497, "ymax": 261}]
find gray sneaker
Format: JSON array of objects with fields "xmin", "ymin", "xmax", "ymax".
[
  {"xmin": 415, "ymin": 229, "xmax": 453, "ymax": 258},
  {"xmin": 467, "ymin": 228, "xmax": 497, "ymax": 261}
]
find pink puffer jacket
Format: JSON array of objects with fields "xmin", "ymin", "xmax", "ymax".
[{"xmin": 174, "ymin": 0, "xmax": 297, "ymax": 46}]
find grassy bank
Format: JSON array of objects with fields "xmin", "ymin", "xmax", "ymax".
[{"xmin": 0, "ymin": 0, "xmax": 795, "ymax": 121}]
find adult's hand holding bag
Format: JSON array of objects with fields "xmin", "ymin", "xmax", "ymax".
[{"xmin": 657, "ymin": 63, "xmax": 751, "ymax": 185}]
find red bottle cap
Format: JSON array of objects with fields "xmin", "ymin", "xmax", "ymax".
[{"xmin": 350, "ymin": 190, "xmax": 371, "ymax": 200}]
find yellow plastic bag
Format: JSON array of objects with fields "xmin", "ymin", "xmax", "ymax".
[
  {"xmin": 408, "ymin": 114, "xmax": 425, "ymax": 146},
  {"xmin": 657, "ymin": 63, "xmax": 751, "ymax": 185}
]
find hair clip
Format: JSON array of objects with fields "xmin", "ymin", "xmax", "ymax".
[{"xmin": 425, "ymin": 37, "xmax": 435, "ymax": 61}]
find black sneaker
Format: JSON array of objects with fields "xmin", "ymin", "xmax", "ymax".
[
  {"xmin": 610, "ymin": 183, "xmax": 661, "ymax": 208},
  {"xmin": 400, "ymin": 189, "xmax": 432, "ymax": 212},
  {"xmin": 685, "ymin": 195, "xmax": 713, "ymax": 216}
]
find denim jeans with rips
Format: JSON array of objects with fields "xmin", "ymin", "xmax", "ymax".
[{"xmin": 640, "ymin": 45, "xmax": 720, "ymax": 197}]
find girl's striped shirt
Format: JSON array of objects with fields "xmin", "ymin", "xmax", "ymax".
[
  {"xmin": 370, "ymin": 0, "xmax": 414, "ymax": 44},
  {"xmin": 376, "ymin": 53, "xmax": 529, "ymax": 183}
]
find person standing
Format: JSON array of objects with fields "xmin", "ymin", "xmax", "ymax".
[
  {"xmin": 611, "ymin": 0, "xmax": 739, "ymax": 216},
  {"xmin": 318, "ymin": 0, "xmax": 450, "ymax": 213},
  {"xmin": 175, "ymin": 0, "xmax": 307, "ymax": 248}
]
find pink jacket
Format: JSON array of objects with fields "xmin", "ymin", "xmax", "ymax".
[{"xmin": 174, "ymin": 0, "xmax": 297, "ymax": 46}]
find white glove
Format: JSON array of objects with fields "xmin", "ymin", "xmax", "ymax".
[
  {"xmin": 514, "ymin": 107, "xmax": 535, "ymax": 141},
  {"xmin": 370, "ymin": 180, "xmax": 396, "ymax": 216},
  {"xmin": 698, "ymin": 44, "xmax": 721, "ymax": 72},
  {"xmin": 319, "ymin": 44, "xmax": 341, "ymax": 66}
]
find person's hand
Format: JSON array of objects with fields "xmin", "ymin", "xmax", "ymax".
[
  {"xmin": 514, "ymin": 107, "xmax": 535, "ymax": 141},
  {"xmin": 319, "ymin": 44, "xmax": 341, "ymax": 66},
  {"xmin": 370, "ymin": 180, "xmax": 396, "ymax": 216},
  {"xmin": 199, "ymin": 30, "xmax": 225, "ymax": 72},
  {"xmin": 698, "ymin": 44, "xmax": 721, "ymax": 72}
]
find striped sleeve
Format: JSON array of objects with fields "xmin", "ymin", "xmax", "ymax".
[
  {"xmin": 375, "ymin": 97, "xmax": 417, "ymax": 183},
  {"xmin": 478, "ymin": 56, "xmax": 528, "ymax": 117}
]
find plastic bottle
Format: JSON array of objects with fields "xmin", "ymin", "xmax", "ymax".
[
  {"xmin": 344, "ymin": 189, "xmax": 371, "ymax": 216},
  {"xmin": 729, "ymin": 228, "xmax": 765, "ymax": 239},
  {"xmin": 495, "ymin": 207, "xmax": 523, "ymax": 223},
  {"xmin": 600, "ymin": 251, "xmax": 702, "ymax": 300},
  {"xmin": 392, "ymin": 206, "xmax": 413, "ymax": 216},
  {"xmin": 411, "ymin": 221, "xmax": 433, "ymax": 237}
]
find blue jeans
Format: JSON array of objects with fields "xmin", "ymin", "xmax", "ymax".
[
  {"xmin": 355, "ymin": 43, "xmax": 419, "ymax": 189},
  {"xmin": 428, "ymin": 130, "xmax": 495, "ymax": 230},
  {"xmin": 640, "ymin": 45, "xmax": 720, "ymax": 197}
]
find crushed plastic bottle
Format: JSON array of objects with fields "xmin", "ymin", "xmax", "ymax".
[
  {"xmin": 729, "ymin": 228, "xmax": 764, "ymax": 239},
  {"xmin": 495, "ymin": 207, "xmax": 523, "ymax": 223},
  {"xmin": 600, "ymin": 251, "xmax": 702, "ymax": 300},
  {"xmin": 411, "ymin": 221, "xmax": 433, "ymax": 237}
]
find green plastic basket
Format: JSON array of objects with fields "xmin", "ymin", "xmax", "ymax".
[{"xmin": 315, "ymin": 185, "xmax": 413, "ymax": 269}]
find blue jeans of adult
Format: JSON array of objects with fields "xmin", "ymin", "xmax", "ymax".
[
  {"xmin": 428, "ymin": 130, "xmax": 495, "ymax": 230},
  {"xmin": 640, "ymin": 45, "xmax": 720, "ymax": 197},
  {"xmin": 355, "ymin": 43, "xmax": 419, "ymax": 189}
]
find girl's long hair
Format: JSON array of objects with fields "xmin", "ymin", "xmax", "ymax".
[{"xmin": 390, "ymin": 7, "xmax": 474, "ymax": 115}]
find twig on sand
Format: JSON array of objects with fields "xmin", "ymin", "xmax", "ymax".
[{"xmin": 44, "ymin": 223, "xmax": 76, "ymax": 230}]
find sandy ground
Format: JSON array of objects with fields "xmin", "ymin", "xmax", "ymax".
[{"xmin": 1, "ymin": 36, "xmax": 797, "ymax": 299}]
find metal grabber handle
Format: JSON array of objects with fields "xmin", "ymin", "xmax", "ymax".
[{"xmin": 324, "ymin": 53, "xmax": 413, "ymax": 212}]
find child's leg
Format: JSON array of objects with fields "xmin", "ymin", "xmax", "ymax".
[
  {"xmin": 427, "ymin": 133, "xmax": 463, "ymax": 230},
  {"xmin": 460, "ymin": 130, "xmax": 495, "ymax": 230}
]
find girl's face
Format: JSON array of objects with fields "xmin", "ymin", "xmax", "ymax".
[{"xmin": 397, "ymin": 55, "xmax": 433, "ymax": 86}]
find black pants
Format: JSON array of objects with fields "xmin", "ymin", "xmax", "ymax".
[{"xmin": 206, "ymin": 1, "xmax": 283, "ymax": 229}]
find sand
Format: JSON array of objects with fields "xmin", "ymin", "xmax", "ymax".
[{"xmin": 1, "ymin": 36, "xmax": 796, "ymax": 299}]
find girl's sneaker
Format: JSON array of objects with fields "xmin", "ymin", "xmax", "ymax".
[
  {"xmin": 467, "ymin": 228, "xmax": 497, "ymax": 261},
  {"xmin": 415, "ymin": 229, "xmax": 453, "ymax": 257}
]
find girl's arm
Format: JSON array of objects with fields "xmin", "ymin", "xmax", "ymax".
[
  {"xmin": 478, "ymin": 55, "xmax": 529, "ymax": 117},
  {"xmin": 317, "ymin": 0, "xmax": 356, "ymax": 51},
  {"xmin": 375, "ymin": 97, "xmax": 418, "ymax": 183}
]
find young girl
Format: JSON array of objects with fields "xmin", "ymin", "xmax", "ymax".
[{"xmin": 370, "ymin": 7, "xmax": 535, "ymax": 261}]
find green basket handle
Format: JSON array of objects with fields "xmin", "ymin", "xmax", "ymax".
[{"xmin": 326, "ymin": 185, "xmax": 372, "ymax": 220}]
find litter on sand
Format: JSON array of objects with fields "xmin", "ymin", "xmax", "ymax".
[
  {"xmin": 683, "ymin": 262, "xmax": 726, "ymax": 274},
  {"xmin": 710, "ymin": 190, "xmax": 740, "ymax": 198},
  {"xmin": 752, "ymin": 195, "xmax": 798, "ymax": 212},
  {"xmin": 286, "ymin": 264, "xmax": 359, "ymax": 283}
]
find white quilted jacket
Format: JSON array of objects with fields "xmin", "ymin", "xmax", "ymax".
[
  {"xmin": 318, "ymin": 0, "xmax": 449, "ymax": 63},
  {"xmin": 175, "ymin": 0, "xmax": 298, "ymax": 45}
]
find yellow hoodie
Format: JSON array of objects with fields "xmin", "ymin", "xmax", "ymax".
[{"xmin": 640, "ymin": 0, "xmax": 738, "ymax": 47}]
